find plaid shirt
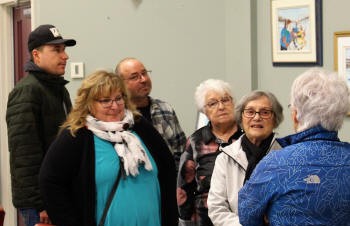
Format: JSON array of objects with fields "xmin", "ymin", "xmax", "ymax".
[
  {"xmin": 149, "ymin": 97, "xmax": 186, "ymax": 166},
  {"xmin": 177, "ymin": 123, "xmax": 243, "ymax": 226}
]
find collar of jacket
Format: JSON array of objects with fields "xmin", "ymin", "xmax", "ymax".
[
  {"xmin": 24, "ymin": 60, "xmax": 69, "ymax": 86},
  {"xmin": 220, "ymin": 136, "xmax": 248, "ymax": 169},
  {"xmin": 277, "ymin": 125, "xmax": 339, "ymax": 148},
  {"xmin": 219, "ymin": 134, "xmax": 279, "ymax": 170},
  {"xmin": 194, "ymin": 123, "xmax": 243, "ymax": 147}
]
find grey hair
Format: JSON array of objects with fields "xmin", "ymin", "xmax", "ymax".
[
  {"xmin": 235, "ymin": 90, "xmax": 284, "ymax": 128},
  {"xmin": 194, "ymin": 79, "xmax": 233, "ymax": 113},
  {"xmin": 290, "ymin": 68, "xmax": 350, "ymax": 132}
]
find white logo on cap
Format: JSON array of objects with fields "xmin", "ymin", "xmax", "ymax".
[{"xmin": 49, "ymin": 28, "xmax": 61, "ymax": 37}]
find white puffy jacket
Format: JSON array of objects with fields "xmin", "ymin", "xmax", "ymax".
[{"xmin": 208, "ymin": 135, "xmax": 280, "ymax": 226}]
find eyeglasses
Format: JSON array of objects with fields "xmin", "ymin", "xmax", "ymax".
[
  {"xmin": 205, "ymin": 96, "xmax": 232, "ymax": 109},
  {"xmin": 243, "ymin": 108, "xmax": 273, "ymax": 119},
  {"xmin": 123, "ymin": 70, "xmax": 152, "ymax": 82},
  {"xmin": 96, "ymin": 95, "xmax": 124, "ymax": 108}
]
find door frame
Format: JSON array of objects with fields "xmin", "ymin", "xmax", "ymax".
[{"xmin": 0, "ymin": 1, "xmax": 35, "ymax": 226}]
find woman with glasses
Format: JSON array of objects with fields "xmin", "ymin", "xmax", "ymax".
[
  {"xmin": 239, "ymin": 69, "xmax": 350, "ymax": 226},
  {"xmin": 39, "ymin": 70, "xmax": 178, "ymax": 226},
  {"xmin": 207, "ymin": 90, "xmax": 283, "ymax": 226},
  {"xmin": 177, "ymin": 79, "xmax": 243, "ymax": 226}
]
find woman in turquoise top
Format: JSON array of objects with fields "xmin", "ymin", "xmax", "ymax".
[
  {"xmin": 39, "ymin": 70, "xmax": 178, "ymax": 226},
  {"xmin": 95, "ymin": 133, "xmax": 161, "ymax": 225}
]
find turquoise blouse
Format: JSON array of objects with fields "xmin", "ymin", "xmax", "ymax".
[{"xmin": 94, "ymin": 133, "xmax": 161, "ymax": 226}]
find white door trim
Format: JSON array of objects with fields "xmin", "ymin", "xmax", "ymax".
[
  {"xmin": 0, "ymin": 4, "xmax": 16, "ymax": 226},
  {"xmin": 0, "ymin": 1, "xmax": 33, "ymax": 225}
]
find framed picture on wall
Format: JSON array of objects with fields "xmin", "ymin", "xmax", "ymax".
[
  {"xmin": 271, "ymin": 0, "xmax": 323, "ymax": 66},
  {"xmin": 334, "ymin": 31, "xmax": 350, "ymax": 116},
  {"xmin": 334, "ymin": 31, "xmax": 350, "ymax": 83}
]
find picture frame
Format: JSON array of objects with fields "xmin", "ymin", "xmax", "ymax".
[
  {"xmin": 333, "ymin": 31, "xmax": 350, "ymax": 116},
  {"xmin": 271, "ymin": 0, "xmax": 323, "ymax": 66},
  {"xmin": 333, "ymin": 31, "xmax": 350, "ymax": 78}
]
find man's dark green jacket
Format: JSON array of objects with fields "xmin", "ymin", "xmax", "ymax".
[{"xmin": 6, "ymin": 61, "xmax": 72, "ymax": 211}]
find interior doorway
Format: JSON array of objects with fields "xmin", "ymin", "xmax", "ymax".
[{"xmin": 13, "ymin": 3, "xmax": 31, "ymax": 84}]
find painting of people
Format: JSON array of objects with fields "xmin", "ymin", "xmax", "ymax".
[{"xmin": 278, "ymin": 6, "xmax": 310, "ymax": 52}]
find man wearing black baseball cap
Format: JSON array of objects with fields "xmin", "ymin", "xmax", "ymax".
[{"xmin": 6, "ymin": 24, "xmax": 76, "ymax": 226}]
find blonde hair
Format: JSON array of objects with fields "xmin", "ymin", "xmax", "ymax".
[{"xmin": 61, "ymin": 70, "xmax": 140, "ymax": 136}]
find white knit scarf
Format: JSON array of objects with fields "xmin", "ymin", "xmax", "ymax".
[{"xmin": 86, "ymin": 110, "xmax": 152, "ymax": 177}]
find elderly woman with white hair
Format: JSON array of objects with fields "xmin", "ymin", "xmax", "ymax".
[
  {"xmin": 239, "ymin": 68, "xmax": 350, "ymax": 226},
  {"xmin": 207, "ymin": 90, "xmax": 283, "ymax": 226},
  {"xmin": 177, "ymin": 79, "xmax": 243, "ymax": 226}
]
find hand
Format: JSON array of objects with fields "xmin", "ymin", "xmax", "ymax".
[
  {"xmin": 39, "ymin": 210, "xmax": 52, "ymax": 225},
  {"xmin": 184, "ymin": 160, "xmax": 195, "ymax": 183},
  {"xmin": 263, "ymin": 214, "xmax": 269, "ymax": 226},
  {"xmin": 177, "ymin": 187, "xmax": 187, "ymax": 206}
]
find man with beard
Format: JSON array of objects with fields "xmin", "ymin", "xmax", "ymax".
[{"xmin": 115, "ymin": 58, "xmax": 186, "ymax": 170}]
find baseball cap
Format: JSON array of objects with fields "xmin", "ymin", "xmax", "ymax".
[{"xmin": 28, "ymin": 24, "xmax": 76, "ymax": 52}]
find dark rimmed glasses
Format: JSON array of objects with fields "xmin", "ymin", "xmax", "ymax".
[
  {"xmin": 205, "ymin": 96, "xmax": 232, "ymax": 109},
  {"xmin": 242, "ymin": 108, "xmax": 273, "ymax": 119},
  {"xmin": 96, "ymin": 95, "xmax": 124, "ymax": 108}
]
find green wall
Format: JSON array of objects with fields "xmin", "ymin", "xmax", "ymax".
[
  {"xmin": 255, "ymin": 0, "xmax": 350, "ymax": 140},
  {"xmin": 33, "ymin": 0, "xmax": 349, "ymax": 141}
]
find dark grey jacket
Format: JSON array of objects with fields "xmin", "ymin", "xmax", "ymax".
[{"xmin": 6, "ymin": 61, "xmax": 72, "ymax": 211}]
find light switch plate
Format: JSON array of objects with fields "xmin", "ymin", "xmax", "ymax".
[{"xmin": 70, "ymin": 62, "xmax": 84, "ymax": 78}]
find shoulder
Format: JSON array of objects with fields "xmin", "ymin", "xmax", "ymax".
[
  {"xmin": 15, "ymin": 73, "xmax": 39, "ymax": 85},
  {"xmin": 6, "ymin": 77, "xmax": 44, "ymax": 118},
  {"xmin": 133, "ymin": 117, "xmax": 173, "ymax": 159},
  {"xmin": 55, "ymin": 127, "xmax": 92, "ymax": 145},
  {"xmin": 150, "ymin": 97, "xmax": 167, "ymax": 105},
  {"xmin": 215, "ymin": 151, "xmax": 230, "ymax": 166},
  {"xmin": 15, "ymin": 73, "xmax": 49, "ymax": 91},
  {"xmin": 187, "ymin": 124, "xmax": 213, "ymax": 144},
  {"xmin": 221, "ymin": 136, "xmax": 243, "ymax": 156},
  {"xmin": 191, "ymin": 124, "xmax": 210, "ymax": 136},
  {"xmin": 133, "ymin": 116, "xmax": 156, "ymax": 130},
  {"xmin": 47, "ymin": 128, "xmax": 94, "ymax": 162},
  {"xmin": 133, "ymin": 117, "xmax": 163, "ymax": 140},
  {"xmin": 8, "ymin": 75, "xmax": 44, "ymax": 101},
  {"xmin": 257, "ymin": 144, "xmax": 295, "ymax": 171},
  {"xmin": 10, "ymin": 74, "xmax": 41, "ymax": 93},
  {"xmin": 218, "ymin": 136, "xmax": 247, "ymax": 168},
  {"xmin": 150, "ymin": 97, "xmax": 175, "ymax": 112}
]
